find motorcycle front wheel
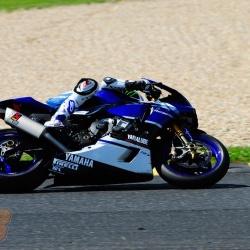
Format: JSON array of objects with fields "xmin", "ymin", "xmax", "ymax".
[
  {"xmin": 155, "ymin": 132, "xmax": 230, "ymax": 188},
  {"xmin": 0, "ymin": 129, "xmax": 49, "ymax": 193}
]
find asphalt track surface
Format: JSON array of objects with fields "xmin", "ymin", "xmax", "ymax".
[{"xmin": 0, "ymin": 163, "xmax": 250, "ymax": 250}]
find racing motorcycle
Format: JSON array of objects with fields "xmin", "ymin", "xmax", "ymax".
[{"xmin": 0, "ymin": 78, "xmax": 230, "ymax": 192}]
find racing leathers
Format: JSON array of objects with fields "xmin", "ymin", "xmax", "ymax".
[{"xmin": 44, "ymin": 77, "xmax": 147, "ymax": 127}]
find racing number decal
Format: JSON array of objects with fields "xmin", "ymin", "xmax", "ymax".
[{"xmin": 0, "ymin": 209, "xmax": 12, "ymax": 241}]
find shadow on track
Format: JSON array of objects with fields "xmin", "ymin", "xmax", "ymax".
[
  {"xmin": 31, "ymin": 181, "xmax": 250, "ymax": 194},
  {"xmin": 1, "ymin": 182, "xmax": 248, "ymax": 194},
  {"xmin": 35, "ymin": 182, "xmax": 173, "ymax": 193}
]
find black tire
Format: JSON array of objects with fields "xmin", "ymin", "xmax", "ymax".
[
  {"xmin": 155, "ymin": 132, "xmax": 230, "ymax": 188},
  {"xmin": 0, "ymin": 129, "xmax": 49, "ymax": 193}
]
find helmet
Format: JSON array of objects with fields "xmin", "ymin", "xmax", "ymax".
[{"xmin": 74, "ymin": 78, "xmax": 99, "ymax": 97}]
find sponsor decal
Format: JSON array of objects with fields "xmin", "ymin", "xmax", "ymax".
[
  {"xmin": 140, "ymin": 151, "xmax": 150, "ymax": 156},
  {"xmin": 127, "ymin": 134, "xmax": 148, "ymax": 145},
  {"xmin": 65, "ymin": 153, "xmax": 94, "ymax": 168},
  {"xmin": 52, "ymin": 158, "xmax": 79, "ymax": 172},
  {"xmin": 11, "ymin": 113, "xmax": 22, "ymax": 121},
  {"xmin": 0, "ymin": 209, "xmax": 11, "ymax": 241},
  {"xmin": 154, "ymin": 108, "xmax": 173, "ymax": 118},
  {"xmin": 52, "ymin": 154, "xmax": 94, "ymax": 173},
  {"xmin": 10, "ymin": 112, "xmax": 22, "ymax": 125}
]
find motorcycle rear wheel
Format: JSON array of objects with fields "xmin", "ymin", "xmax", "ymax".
[
  {"xmin": 155, "ymin": 132, "xmax": 230, "ymax": 188},
  {"xmin": 0, "ymin": 129, "xmax": 49, "ymax": 193}
]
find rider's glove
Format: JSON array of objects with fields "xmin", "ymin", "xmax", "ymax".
[
  {"xmin": 125, "ymin": 79, "xmax": 147, "ymax": 91},
  {"xmin": 144, "ymin": 83, "xmax": 161, "ymax": 100},
  {"xmin": 125, "ymin": 78, "xmax": 161, "ymax": 100}
]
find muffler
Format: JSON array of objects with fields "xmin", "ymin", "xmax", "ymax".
[{"xmin": 4, "ymin": 107, "xmax": 69, "ymax": 153}]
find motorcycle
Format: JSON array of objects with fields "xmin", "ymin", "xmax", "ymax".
[{"xmin": 0, "ymin": 79, "xmax": 230, "ymax": 192}]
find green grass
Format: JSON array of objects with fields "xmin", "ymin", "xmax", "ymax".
[
  {"xmin": 228, "ymin": 147, "xmax": 250, "ymax": 163},
  {"xmin": 0, "ymin": 0, "xmax": 119, "ymax": 12}
]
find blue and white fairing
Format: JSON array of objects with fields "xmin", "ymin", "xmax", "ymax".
[
  {"xmin": 46, "ymin": 82, "xmax": 196, "ymax": 178},
  {"xmin": 50, "ymin": 135, "xmax": 153, "ymax": 177},
  {"xmin": 144, "ymin": 101, "xmax": 180, "ymax": 128}
]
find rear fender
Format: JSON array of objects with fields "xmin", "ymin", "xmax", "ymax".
[{"xmin": 0, "ymin": 97, "xmax": 54, "ymax": 115}]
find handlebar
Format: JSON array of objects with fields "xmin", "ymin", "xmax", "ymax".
[
  {"xmin": 140, "ymin": 79, "xmax": 162, "ymax": 101},
  {"xmin": 141, "ymin": 78, "xmax": 190, "ymax": 103}
]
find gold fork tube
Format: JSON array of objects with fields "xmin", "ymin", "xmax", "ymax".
[{"xmin": 172, "ymin": 123, "xmax": 189, "ymax": 145}]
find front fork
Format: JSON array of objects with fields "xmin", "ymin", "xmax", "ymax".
[{"xmin": 171, "ymin": 123, "xmax": 196, "ymax": 160}]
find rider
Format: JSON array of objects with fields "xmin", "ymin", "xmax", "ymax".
[{"xmin": 44, "ymin": 77, "xmax": 150, "ymax": 127}]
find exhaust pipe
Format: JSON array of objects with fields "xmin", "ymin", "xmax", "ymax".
[{"xmin": 4, "ymin": 107, "xmax": 69, "ymax": 153}]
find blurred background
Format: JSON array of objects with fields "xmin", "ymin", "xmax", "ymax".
[{"xmin": 0, "ymin": 0, "xmax": 249, "ymax": 146}]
